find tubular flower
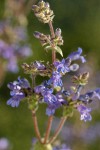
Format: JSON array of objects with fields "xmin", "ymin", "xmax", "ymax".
[{"xmin": 7, "ymin": 77, "xmax": 30, "ymax": 107}]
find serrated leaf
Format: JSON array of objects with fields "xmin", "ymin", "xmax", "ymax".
[{"xmin": 54, "ymin": 46, "xmax": 63, "ymax": 57}]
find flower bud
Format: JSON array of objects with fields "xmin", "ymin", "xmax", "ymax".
[
  {"xmin": 32, "ymin": 5, "xmax": 39, "ymax": 13},
  {"xmin": 55, "ymin": 28, "xmax": 61, "ymax": 37},
  {"xmin": 82, "ymin": 72, "xmax": 89, "ymax": 80},
  {"xmin": 45, "ymin": 2, "xmax": 50, "ymax": 8}
]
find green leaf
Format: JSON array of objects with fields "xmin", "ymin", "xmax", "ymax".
[
  {"xmin": 54, "ymin": 46, "xmax": 63, "ymax": 57},
  {"xmin": 45, "ymin": 45, "xmax": 63, "ymax": 57},
  {"xmin": 45, "ymin": 46, "xmax": 52, "ymax": 52}
]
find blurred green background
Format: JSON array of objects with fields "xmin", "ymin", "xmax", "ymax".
[{"xmin": 0, "ymin": 0, "xmax": 100, "ymax": 150}]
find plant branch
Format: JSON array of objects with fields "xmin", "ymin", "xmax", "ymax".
[
  {"xmin": 43, "ymin": 116, "xmax": 53, "ymax": 144},
  {"xmin": 49, "ymin": 21, "xmax": 56, "ymax": 62},
  {"xmin": 48, "ymin": 116, "xmax": 67, "ymax": 144},
  {"xmin": 42, "ymin": 20, "xmax": 56, "ymax": 144},
  {"xmin": 32, "ymin": 110, "xmax": 42, "ymax": 143}
]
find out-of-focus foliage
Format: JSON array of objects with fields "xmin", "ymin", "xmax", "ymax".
[{"xmin": 0, "ymin": 0, "xmax": 100, "ymax": 150}]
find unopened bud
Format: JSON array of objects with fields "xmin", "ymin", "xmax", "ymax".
[
  {"xmin": 55, "ymin": 28, "xmax": 61, "ymax": 37},
  {"xmin": 34, "ymin": 31, "xmax": 41, "ymax": 39},
  {"xmin": 82, "ymin": 72, "xmax": 89, "ymax": 80},
  {"xmin": 45, "ymin": 2, "xmax": 50, "ymax": 8},
  {"xmin": 32, "ymin": 5, "xmax": 39, "ymax": 13},
  {"xmin": 38, "ymin": 0, "xmax": 45, "ymax": 8}
]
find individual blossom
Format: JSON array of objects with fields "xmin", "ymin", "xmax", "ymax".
[
  {"xmin": 54, "ymin": 58, "xmax": 70, "ymax": 74},
  {"xmin": 79, "ymin": 88, "xmax": 100, "ymax": 103},
  {"xmin": 54, "ymin": 57, "xmax": 80, "ymax": 75},
  {"xmin": 68, "ymin": 47, "xmax": 86, "ymax": 63},
  {"xmin": 94, "ymin": 88, "xmax": 100, "ymax": 99},
  {"xmin": 7, "ymin": 77, "xmax": 30, "ymax": 107},
  {"xmin": 54, "ymin": 28, "xmax": 64, "ymax": 46},
  {"xmin": 48, "ymin": 71, "xmax": 63, "ymax": 88},
  {"xmin": 0, "ymin": 138, "xmax": 10, "ymax": 150},
  {"xmin": 33, "ymin": 61, "xmax": 46, "ymax": 70},
  {"xmin": 77, "ymin": 104, "xmax": 92, "ymax": 122}
]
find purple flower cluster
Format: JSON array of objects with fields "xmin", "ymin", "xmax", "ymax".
[
  {"xmin": 34, "ymin": 83, "xmax": 64, "ymax": 116},
  {"xmin": 7, "ymin": 77, "xmax": 30, "ymax": 107},
  {"xmin": 34, "ymin": 48, "xmax": 87, "ymax": 117},
  {"xmin": 7, "ymin": 47, "xmax": 100, "ymax": 122},
  {"xmin": 0, "ymin": 21, "xmax": 32, "ymax": 73},
  {"xmin": 54, "ymin": 47, "xmax": 86, "ymax": 75}
]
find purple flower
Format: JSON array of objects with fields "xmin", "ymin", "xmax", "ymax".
[
  {"xmin": 7, "ymin": 77, "xmax": 30, "ymax": 107},
  {"xmin": 0, "ymin": 138, "xmax": 10, "ymax": 150},
  {"xmin": 34, "ymin": 84, "xmax": 53, "ymax": 95},
  {"xmin": 68, "ymin": 47, "xmax": 86, "ymax": 63},
  {"xmin": 56, "ymin": 93, "xmax": 67, "ymax": 105},
  {"xmin": 54, "ymin": 58, "xmax": 70, "ymax": 74},
  {"xmin": 48, "ymin": 71, "xmax": 63, "ymax": 88},
  {"xmin": 7, "ymin": 57, "xmax": 19, "ymax": 73},
  {"xmin": 43, "ymin": 91, "xmax": 62, "ymax": 116},
  {"xmin": 77, "ymin": 104, "xmax": 92, "ymax": 122},
  {"xmin": 79, "ymin": 91, "xmax": 95, "ymax": 103},
  {"xmin": 17, "ymin": 45, "xmax": 32, "ymax": 57},
  {"xmin": 79, "ymin": 88, "xmax": 100, "ymax": 103},
  {"xmin": 34, "ymin": 61, "xmax": 46, "ymax": 70},
  {"xmin": 44, "ymin": 92, "xmax": 57, "ymax": 104},
  {"xmin": 94, "ymin": 88, "xmax": 100, "ymax": 99},
  {"xmin": 46, "ymin": 106, "xmax": 56, "ymax": 116}
]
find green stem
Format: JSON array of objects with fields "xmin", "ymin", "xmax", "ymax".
[{"xmin": 48, "ymin": 117, "xmax": 67, "ymax": 144}]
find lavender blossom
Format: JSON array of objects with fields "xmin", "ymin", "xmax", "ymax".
[
  {"xmin": 79, "ymin": 88, "xmax": 100, "ymax": 103},
  {"xmin": 68, "ymin": 47, "xmax": 86, "ymax": 63},
  {"xmin": 0, "ymin": 138, "xmax": 10, "ymax": 150},
  {"xmin": 54, "ymin": 59, "xmax": 70, "ymax": 74},
  {"xmin": 77, "ymin": 104, "xmax": 92, "ymax": 122},
  {"xmin": 34, "ymin": 61, "xmax": 46, "ymax": 70},
  {"xmin": 0, "ymin": 20, "xmax": 32, "ymax": 73},
  {"xmin": 48, "ymin": 71, "xmax": 63, "ymax": 88},
  {"xmin": 7, "ymin": 77, "xmax": 30, "ymax": 107}
]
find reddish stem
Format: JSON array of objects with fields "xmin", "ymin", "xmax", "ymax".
[
  {"xmin": 48, "ymin": 117, "xmax": 67, "ymax": 144},
  {"xmin": 32, "ymin": 110, "xmax": 42, "ymax": 143},
  {"xmin": 43, "ymin": 116, "xmax": 53, "ymax": 144},
  {"xmin": 49, "ymin": 21, "xmax": 56, "ymax": 62}
]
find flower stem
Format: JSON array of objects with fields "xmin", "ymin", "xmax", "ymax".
[
  {"xmin": 31, "ymin": 75, "xmax": 42, "ymax": 143},
  {"xmin": 43, "ymin": 116, "xmax": 53, "ymax": 144},
  {"xmin": 32, "ymin": 110, "xmax": 42, "ymax": 143},
  {"xmin": 48, "ymin": 117, "xmax": 67, "ymax": 144},
  {"xmin": 42, "ymin": 21, "xmax": 56, "ymax": 144},
  {"xmin": 31, "ymin": 74, "xmax": 36, "ymax": 90},
  {"xmin": 49, "ymin": 21, "xmax": 56, "ymax": 62}
]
